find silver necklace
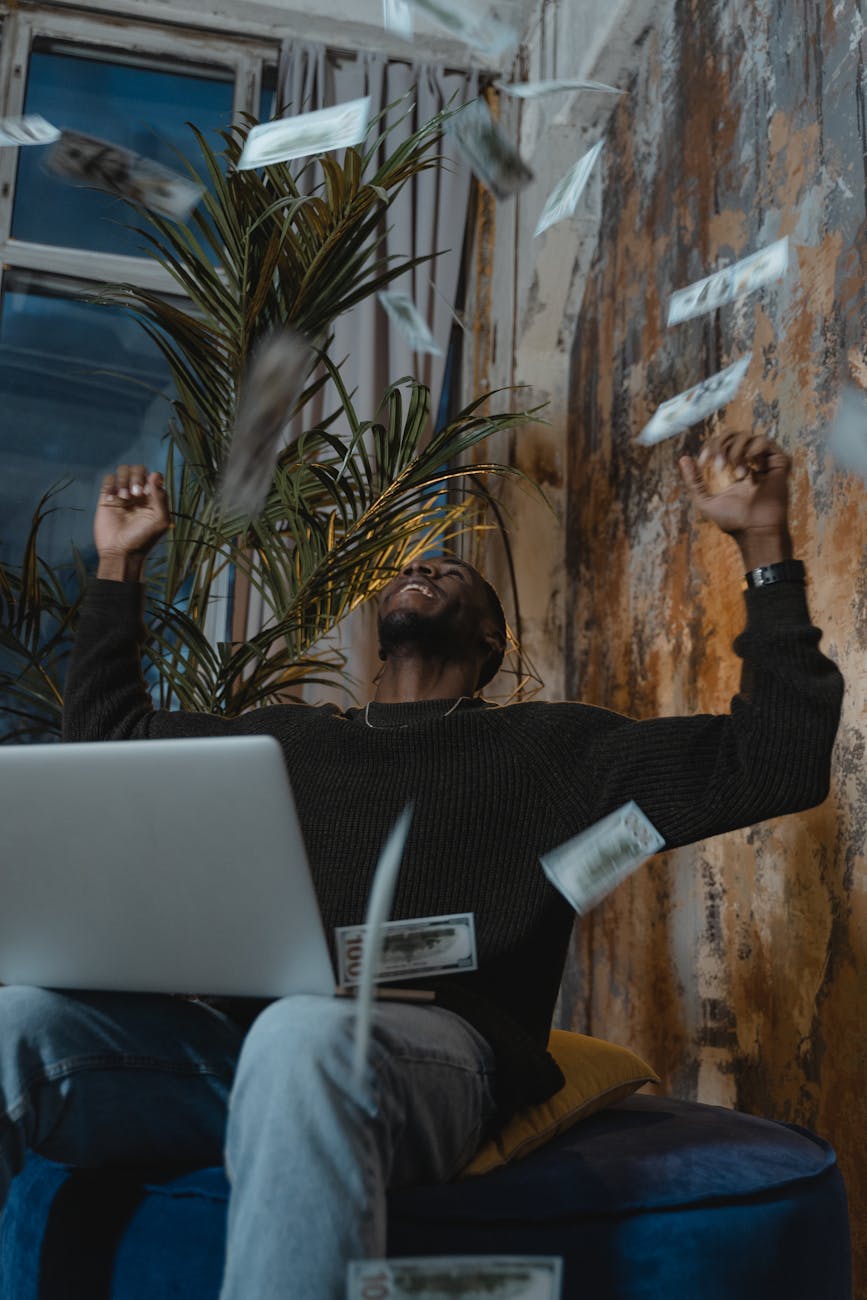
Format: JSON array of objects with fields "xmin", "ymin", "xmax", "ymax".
[{"xmin": 363, "ymin": 697, "xmax": 466, "ymax": 730}]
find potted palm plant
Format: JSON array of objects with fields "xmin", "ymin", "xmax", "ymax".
[{"xmin": 0, "ymin": 105, "xmax": 540, "ymax": 739}]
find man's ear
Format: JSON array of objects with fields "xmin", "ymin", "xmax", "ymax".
[{"xmin": 480, "ymin": 629, "xmax": 506, "ymax": 660}]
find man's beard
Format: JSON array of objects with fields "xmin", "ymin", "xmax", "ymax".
[{"xmin": 378, "ymin": 607, "xmax": 450, "ymax": 660}]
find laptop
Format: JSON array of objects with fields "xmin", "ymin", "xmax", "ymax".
[{"xmin": 0, "ymin": 735, "xmax": 336, "ymax": 999}]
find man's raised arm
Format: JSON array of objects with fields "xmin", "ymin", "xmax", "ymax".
[
  {"xmin": 545, "ymin": 431, "xmax": 843, "ymax": 849},
  {"xmin": 63, "ymin": 463, "xmax": 225, "ymax": 743}
]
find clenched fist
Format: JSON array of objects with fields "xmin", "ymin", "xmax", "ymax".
[
  {"xmin": 678, "ymin": 430, "xmax": 794, "ymax": 570},
  {"xmin": 95, "ymin": 463, "xmax": 171, "ymax": 583}
]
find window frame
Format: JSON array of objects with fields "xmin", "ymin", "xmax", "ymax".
[
  {"xmin": 0, "ymin": 6, "xmax": 278, "ymax": 295},
  {"xmin": 0, "ymin": 9, "xmax": 280, "ymax": 644}
]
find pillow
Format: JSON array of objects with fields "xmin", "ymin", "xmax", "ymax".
[{"xmin": 460, "ymin": 1029, "xmax": 659, "ymax": 1178}]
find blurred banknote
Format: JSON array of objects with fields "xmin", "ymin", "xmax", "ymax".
[
  {"xmin": 237, "ymin": 97, "xmax": 371, "ymax": 169},
  {"xmin": 352, "ymin": 806, "xmax": 414, "ymax": 1088},
  {"xmin": 379, "ymin": 291, "xmax": 443, "ymax": 355},
  {"xmin": 347, "ymin": 1256, "xmax": 563, "ymax": 1299},
  {"xmin": 0, "ymin": 115, "xmax": 60, "ymax": 147},
  {"xmin": 829, "ymin": 385, "xmax": 867, "ymax": 480},
  {"xmin": 445, "ymin": 98, "xmax": 533, "ymax": 200},
  {"xmin": 496, "ymin": 78, "xmax": 623, "ymax": 98},
  {"xmin": 336, "ymin": 912, "xmax": 477, "ymax": 986},
  {"xmin": 637, "ymin": 354, "xmax": 750, "ymax": 445},
  {"xmin": 534, "ymin": 140, "xmax": 603, "ymax": 237},
  {"xmin": 45, "ymin": 131, "xmax": 203, "ymax": 220},
  {"xmin": 219, "ymin": 331, "xmax": 312, "ymax": 518},
  {"xmin": 408, "ymin": 0, "xmax": 517, "ymax": 57},
  {"xmin": 383, "ymin": 0, "xmax": 414, "ymax": 37},
  {"xmin": 541, "ymin": 801, "xmax": 664, "ymax": 916},
  {"xmin": 667, "ymin": 236, "xmax": 789, "ymax": 326}
]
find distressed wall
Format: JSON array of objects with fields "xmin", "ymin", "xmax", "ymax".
[
  {"xmin": 463, "ymin": 0, "xmax": 657, "ymax": 700},
  {"xmin": 563, "ymin": 0, "xmax": 867, "ymax": 1290}
]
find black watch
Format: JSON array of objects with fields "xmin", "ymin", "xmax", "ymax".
[{"xmin": 743, "ymin": 559, "xmax": 806, "ymax": 590}]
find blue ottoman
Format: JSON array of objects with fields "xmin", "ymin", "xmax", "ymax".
[{"xmin": 0, "ymin": 1095, "xmax": 851, "ymax": 1299}]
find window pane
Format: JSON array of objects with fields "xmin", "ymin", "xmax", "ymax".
[
  {"xmin": 12, "ymin": 42, "xmax": 235, "ymax": 256},
  {"xmin": 0, "ymin": 271, "xmax": 173, "ymax": 568},
  {"xmin": 260, "ymin": 66, "xmax": 278, "ymax": 123}
]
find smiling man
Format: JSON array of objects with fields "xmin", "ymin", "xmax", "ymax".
[
  {"xmin": 374, "ymin": 556, "xmax": 507, "ymax": 704},
  {"xmin": 0, "ymin": 433, "xmax": 844, "ymax": 1300}
]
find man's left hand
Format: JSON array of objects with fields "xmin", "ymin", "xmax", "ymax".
[{"xmin": 678, "ymin": 431, "xmax": 793, "ymax": 568}]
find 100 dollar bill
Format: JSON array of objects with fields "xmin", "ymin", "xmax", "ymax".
[
  {"xmin": 379, "ymin": 291, "xmax": 442, "ymax": 355},
  {"xmin": 46, "ymin": 130, "xmax": 203, "ymax": 220},
  {"xmin": 496, "ymin": 78, "xmax": 623, "ymax": 98},
  {"xmin": 445, "ymin": 98, "xmax": 533, "ymax": 201},
  {"xmin": 336, "ymin": 912, "xmax": 477, "ymax": 986},
  {"xmin": 829, "ymin": 384, "xmax": 867, "ymax": 481},
  {"xmin": 383, "ymin": 0, "xmax": 414, "ymax": 38},
  {"xmin": 637, "ymin": 354, "xmax": 750, "ymax": 445},
  {"xmin": 348, "ymin": 1256, "xmax": 563, "ymax": 1299},
  {"xmin": 667, "ymin": 236, "xmax": 789, "ymax": 326},
  {"xmin": 408, "ymin": 0, "xmax": 517, "ymax": 57},
  {"xmin": 237, "ymin": 97, "xmax": 371, "ymax": 170},
  {"xmin": 541, "ymin": 802, "xmax": 664, "ymax": 916},
  {"xmin": 219, "ymin": 330, "xmax": 312, "ymax": 519},
  {"xmin": 0, "ymin": 115, "xmax": 60, "ymax": 147},
  {"xmin": 534, "ymin": 140, "xmax": 603, "ymax": 237}
]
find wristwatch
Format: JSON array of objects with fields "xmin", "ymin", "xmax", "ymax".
[{"xmin": 743, "ymin": 559, "xmax": 806, "ymax": 590}]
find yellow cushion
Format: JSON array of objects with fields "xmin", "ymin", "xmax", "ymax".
[{"xmin": 460, "ymin": 1029, "xmax": 659, "ymax": 1178}]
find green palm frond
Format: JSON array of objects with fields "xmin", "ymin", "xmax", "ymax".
[
  {"xmin": 0, "ymin": 484, "xmax": 88, "ymax": 741},
  {"xmin": 1, "ymin": 101, "xmax": 546, "ymax": 739}
]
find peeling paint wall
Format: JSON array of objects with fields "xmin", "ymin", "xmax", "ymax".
[
  {"xmin": 563, "ymin": 0, "xmax": 867, "ymax": 1289},
  {"xmin": 463, "ymin": 0, "xmax": 658, "ymax": 700}
]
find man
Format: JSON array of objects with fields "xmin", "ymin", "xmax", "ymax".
[{"xmin": 0, "ymin": 430, "xmax": 843, "ymax": 1300}]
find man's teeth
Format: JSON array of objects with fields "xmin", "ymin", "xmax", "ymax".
[{"xmin": 403, "ymin": 583, "xmax": 433, "ymax": 596}]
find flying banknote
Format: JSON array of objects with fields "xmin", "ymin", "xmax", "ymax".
[
  {"xmin": 347, "ymin": 1255, "xmax": 563, "ymax": 1300},
  {"xmin": 445, "ymin": 98, "xmax": 533, "ymax": 201},
  {"xmin": 667, "ymin": 237, "xmax": 789, "ymax": 326},
  {"xmin": 637, "ymin": 355, "xmax": 751, "ymax": 445},
  {"xmin": 237, "ymin": 97, "xmax": 371, "ymax": 170}
]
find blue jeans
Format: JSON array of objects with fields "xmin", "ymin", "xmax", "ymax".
[{"xmin": 0, "ymin": 986, "xmax": 498, "ymax": 1299}]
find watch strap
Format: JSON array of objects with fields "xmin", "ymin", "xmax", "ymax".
[{"xmin": 743, "ymin": 558, "xmax": 806, "ymax": 590}]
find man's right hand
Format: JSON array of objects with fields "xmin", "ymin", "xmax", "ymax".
[{"xmin": 95, "ymin": 464, "xmax": 171, "ymax": 582}]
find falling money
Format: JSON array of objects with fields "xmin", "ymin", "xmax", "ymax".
[
  {"xmin": 351, "ymin": 806, "xmax": 414, "ymax": 1089},
  {"xmin": 534, "ymin": 140, "xmax": 603, "ymax": 237},
  {"xmin": 667, "ymin": 236, "xmax": 789, "ymax": 326},
  {"xmin": 383, "ymin": 0, "xmax": 414, "ymax": 38},
  {"xmin": 828, "ymin": 385, "xmax": 867, "ymax": 482},
  {"xmin": 0, "ymin": 115, "xmax": 60, "ymax": 147},
  {"xmin": 237, "ymin": 97, "xmax": 371, "ymax": 169},
  {"xmin": 495, "ymin": 78, "xmax": 623, "ymax": 98},
  {"xmin": 45, "ymin": 130, "xmax": 203, "ymax": 221},
  {"xmin": 445, "ymin": 98, "xmax": 533, "ymax": 201},
  {"xmin": 378, "ymin": 291, "xmax": 443, "ymax": 355},
  {"xmin": 219, "ymin": 331, "xmax": 312, "ymax": 519},
  {"xmin": 336, "ymin": 912, "xmax": 477, "ymax": 986},
  {"xmin": 347, "ymin": 1256, "xmax": 564, "ymax": 1300},
  {"xmin": 407, "ymin": 0, "xmax": 517, "ymax": 57},
  {"xmin": 541, "ymin": 801, "xmax": 665, "ymax": 916},
  {"xmin": 637, "ymin": 354, "xmax": 751, "ymax": 445}
]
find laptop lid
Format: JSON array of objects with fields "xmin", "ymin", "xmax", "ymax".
[{"xmin": 0, "ymin": 734, "xmax": 336, "ymax": 999}]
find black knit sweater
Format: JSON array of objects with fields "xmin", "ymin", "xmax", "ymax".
[{"xmin": 62, "ymin": 577, "xmax": 843, "ymax": 1122}]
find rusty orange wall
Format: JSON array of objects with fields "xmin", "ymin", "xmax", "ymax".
[{"xmin": 561, "ymin": 0, "xmax": 867, "ymax": 1290}]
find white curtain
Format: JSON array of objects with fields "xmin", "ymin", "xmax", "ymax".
[{"xmin": 243, "ymin": 42, "xmax": 478, "ymax": 706}]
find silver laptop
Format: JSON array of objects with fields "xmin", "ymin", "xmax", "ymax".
[{"xmin": 0, "ymin": 735, "xmax": 336, "ymax": 998}]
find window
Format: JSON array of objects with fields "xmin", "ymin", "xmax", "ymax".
[{"xmin": 0, "ymin": 7, "xmax": 277, "ymax": 611}]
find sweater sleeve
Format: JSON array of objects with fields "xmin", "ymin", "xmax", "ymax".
[
  {"xmin": 542, "ymin": 581, "xmax": 844, "ymax": 849},
  {"xmin": 62, "ymin": 579, "xmax": 295, "ymax": 741}
]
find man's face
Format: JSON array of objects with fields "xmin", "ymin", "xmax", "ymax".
[{"xmin": 377, "ymin": 556, "xmax": 498, "ymax": 662}]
